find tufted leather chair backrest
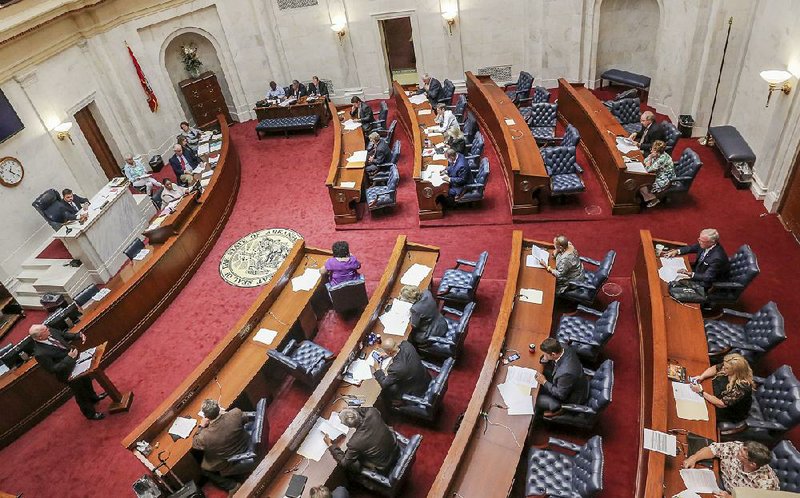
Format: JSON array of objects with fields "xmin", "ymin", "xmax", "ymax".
[
  {"xmin": 663, "ymin": 122, "xmax": 680, "ymax": 154},
  {"xmin": 743, "ymin": 301, "xmax": 785, "ymax": 353},
  {"xmin": 463, "ymin": 115, "xmax": 478, "ymax": 143},
  {"xmin": 573, "ymin": 435, "xmax": 604, "ymax": 496},
  {"xmin": 529, "ymin": 102, "xmax": 558, "ymax": 127},
  {"xmin": 475, "ymin": 158, "xmax": 490, "ymax": 185},
  {"xmin": 74, "ymin": 284, "xmax": 100, "ymax": 307},
  {"xmin": 588, "ymin": 251, "xmax": 616, "ymax": 287},
  {"xmin": 470, "ymin": 132, "xmax": 485, "ymax": 157},
  {"xmin": 727, "ymin": 245, "xmax": 760, "ymax": 288},
  {"xmin": 378, "ymin": 101, "xmax": 389, "ymax": 124},
  {"xmin": 771, "ymin": 440, "xmax": 800, "ymax": 492},
  {"xmin": 421, "ymin": 357, "xmax": 455, "ymax": 408},
  {"xmin": 561, "ymin": 124, "xmax": 580, "ymax": 148},
  {"xmin": 32, "ymin": 189, "xmax": 64, "ymax": 230},
  {"xmin": 595, "ymin": 301, "xmax": 620, "ymax": 341},
  {"xmin": 390, "ymin": 140, "xmax": 401, "ymax": 165},
  {"xmin": 328, "ymin": 275, "xmax": 368, "ymax": 314},
  {"xmin": 440, "ymin": 79, "xmax": 455, "ymax": 104},
  {"xmin": 386, "ymin": 120, "xmax": 397, "ymax": 144},
  {"xmin": 542, "ymin": 146, "xmax": 579, "ymax": 176},
  {"xmin": 386, "ymin": 432, "xmax": 422, "ymax": 485},
  {"xmin": 607, "ymin": 97, "xmax": 641, "ymax": 126},
  {"xmin": 516, "ymin": 71, "xmax": 534, "ymax": 93},
  {"xmin": 453, "ymin": 95, "xmax": 467, "ymax": 120},
  {"xmin": 756, "ymin": 365, "xmax": 800, "ymax": 430},
  {"xmin": 532, "ymin": 86, "xmax": 551, "ymax": 104},
  {"xmin": 386, "ymin": 166, "xmax": 400, "ymax": 191},
  {"xmin": 586, "ymin": 360, "xmax": 614, "ymax": 413},
  {"xmin": 674, "ymin": 148, "xmax": 702, "ymax": 184}
]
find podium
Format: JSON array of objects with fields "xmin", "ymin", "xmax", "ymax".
[{"xmin": 71, "ymin": 341, "xmax": 134, "ymax": 414}]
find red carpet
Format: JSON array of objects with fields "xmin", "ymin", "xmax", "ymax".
[{"xmin": 1, "ymin": 90, "xmax": 799, "ymax": 498}]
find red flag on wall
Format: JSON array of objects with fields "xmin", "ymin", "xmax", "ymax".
[{"xmin": 126, "ymin": 42, "xmax": 159, "ymax": 113}]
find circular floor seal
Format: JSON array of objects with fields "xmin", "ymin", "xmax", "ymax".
[
  {"xmin": 219, "ymin": 228, "xmax": 303, "ymax": 287},
  {"xmin": 585, "ymin": 205, "xmax": 603, "ymax": 216},
  {"xmin": 602, "ymin": 282, "xmax": 623, "ymax": 297}
]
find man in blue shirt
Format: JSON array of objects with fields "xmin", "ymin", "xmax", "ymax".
[
  {"xmin": 266, "ymin": 80, "xmax": 285, "ymax": 100},
  {"xmin": 122, "ymin": 154, "xmax": 162, "ymax": 195}
]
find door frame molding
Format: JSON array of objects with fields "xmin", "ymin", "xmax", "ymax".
[{"xmin": 372, "ymin": 10, "xmax": 424, "ymax": 93}]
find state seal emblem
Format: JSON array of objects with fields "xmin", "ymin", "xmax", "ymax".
[{"xmin": 219, "ymin": 228, "xmax": 303, "ymax": 287}]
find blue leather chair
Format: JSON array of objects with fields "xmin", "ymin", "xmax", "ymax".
[
  {"xmin": 436, "ymin": 251, "xmax": 489, "ymax": 305},
  {"xmin": 124, "ymin": 238, "xmax": 146, "ymax": 260},
  {"xmin": 542, "ymin": 123, "xmax": 581, "ymax": 151},
  {"xmin": 504, "ymin": 71, "xmax": 534, "ymax": 107},
  {"xmin": 221, "ymin": 398, "xmax": 269, "ymax": 477},
  {"xmin": 526, "ymin": 435, "xmax": 604, "ymax": 497},
  {"xmin": 465, "ymin": 131, "xmax": 485, "ymax": 171},
  {"xmin": 606, "ymin": 97, "xmax": 641, "ymax": 135},
  {"xmin": 526, "ymin": 103, "xmax": 558, "ymax": 144},
  {"xmin": 372, "ymin": 141, "xmax": 402, "ymax": 181},
  {"xmin": 662, "ymin": 147, "xmax": 702, "ymax": 199},
  {"xmin": 438, "ymin": 79, "xmax": 455, "ymax": 105},
  {"xmin": 463, "ymin": 115, "xmax": 478, "ymax": 147},
  {"xmin": 370, "ymin": 101, "xmax": 389, "ymax": 133},
  {"xmin": 705, "ymin": 245, "xmax": 760, "ymax": 305},
  {"xmin": 447, "ymin": 94, "xmax": 467, "ymax": 125},
  {"xmin": 393, "ymin": 357, "xmax": 455, "ymax": 422},
  {"xmin": 367, "ymin": 166, "xmax": 400, "ymax": 212},
  {"xmin": 704, "ymin": 302, "xmax": 785, "ymax": 363},
  {"xmin": 267, "ymin": 339, "xmax": 334, "ymax": 387},
  {"xmin": 560, "ymin": 251, "xmax": 616, "ymax": 306},
  {"xmin": 771, "ymin": 440, "xmax": 800, "ymax": 492},
  {"xmin": 456, "ymin": 157, "xmax": 489, "ymax": 205},
  {"xmin": 352, "ymin": 430, "xmax": 422, "ymax": 497},
  {"xmin": 555, "ymin": 302, "xmax": 620, "ymax": 363},
  {"xmin": 532, "ymin": 85, "xmax": 551, "ymax": 104},
  {"xmin": 663, "ymin": 121, "xmax": 680, "ymax": 155},
  {"xmin": 542, "ymin": 145, "xmax": 585, "ymax": 198},
  {"xmin": 327, "ymin": 275, "xmax": 368, "ymax": 315},
  {"xmin": 74, "ymin": 284, "xmax": 100, "ymax": 308},
  {"xmin": 719, "ymin": 365, "xmax": 800, "ymax": 443},
  {"xmin": 378, "ymin": 120, "xmax": 397, "ymax": 145},
  {"xmin": 32, "ymin": 189, "xmax": 65, "ymax": 231},
  {"xmin": 543, "ymin": 360, "xmax": 614, "ymax": 429},
  {"xmin": 418, "ymin": 302, "xmax": 475, "ymax": 360}
]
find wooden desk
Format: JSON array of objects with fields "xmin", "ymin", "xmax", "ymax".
[
  {"xmin": 465, "ymin": 72, "xmax": 549, "ymax": 216},
  {"xmin": 557, "ymin": 78, "xmax": 653, "ymax": 215},
  {"xmin": 254, "ymin": 97, "xmax": 329, "ymax": 127},
  {"xmin": 237, "ymin": 235, "xmax": 440, "ymax": 498},
  {"xmin": 0, "ymin": 114, "xmax": 240, "ymax": 449},
  {"xmin": 393, "ymin": 81, "xmax": 449, "ymax": 221},
  {"xmin": 632, "ymin": 230, "xmax": 718, "ymax": 497},
  {"xmin": 122, "ymin": 240, "xmax": 330, "ymax": 482},
  {"xmin": 428, "ymin": 230, "xmax": 555, "ymax": 498},
  {"xmin": 325, "ymin": 101, "xmax": 366, "ymax": 225}
]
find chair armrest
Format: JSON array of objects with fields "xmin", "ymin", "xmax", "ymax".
[
  {"xmin": 566, "ymin": 280, "xmax": 595, "ymax": 291},
  {"xmin": 582, "ymin": 367, "xmax": 596, "ymax": 376},
  {"xmin": 267, "ymin": 350, "xmax": 299, "ymax": 371},
  {"xmin": 547, "ymin": 437, "xmax": 581, "ymax": 454},
  {"xmin": 558, "ymin": 404, "xmax": 596, "ymax": 415},
  {"xmin": 359, "ymin": 468, "xmax": 391, "ymax": 487},
  {"xmin": 720, "ymin": 308, "xmax": 753, "ymax": 320},
  {"xmin": 579, "ymin": 256, "xmax": 601, "ymax": 266},
  {"xmin": 281, "ymin": 339, "xmax": 297, "ymax": 355},
  {"xmin": 517, "ymin": 96, "xmax": 533, "ymax": 107},
  {"xmin": 227, "ymin": 451, "xmax": 257, "ymax": 464},
  {"xmin": 454, "ymin": 258, "xmax": 478, "ymax": 269},
  {"xmin": 752, "ymin": 375, "xmax": 766, "ymax": 385},
  {"xmin": 672, "ymin": 175, "xmax": 694, "ymax": 182},
  {"xmin": 426, "ymin": 336, "xmax": 455, "ymax": 346},
  {"xmin": 421, "ymin": 360, "xmax": 442, "ymax": 373},
  {"xmin": 729, "ymin": 341, "xmax": 765, "ymax": 353},
  {"xmin": 502, "ymin": 83, "xmax": 516, "ymax": 91},
  {"xmin": 710, "ymin": 282, "xmax": 744, "ymax": 290},
  {"xmin": 401, "ymin": 393, "xmax": 431, "ymax": 407},
  {"xmin": 241, "ymin": 411, "xmax": 256, "ymax": 421},
  {"xmin": 576, "ymin": 304, "xmax": 603, "ymax": 317},
  {"xmin": 568, "ymin": 336, "xmax": 602, "ymax": 348},
  {"xmin": 442, "ymin": 306, "xmax": 464, "ymax": 316},
  {"xmin": 747, "ymin": 419, "xmax": 786, "ymax": 431}
]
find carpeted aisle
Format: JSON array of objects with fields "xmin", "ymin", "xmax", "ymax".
[{"xmin": 1, "ymin": 89, "xmax": 799, "ymax": 498}]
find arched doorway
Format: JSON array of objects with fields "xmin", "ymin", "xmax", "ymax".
[{"xmin": 595, "ymin": 0, "xmax": 660, "ymax": 82}]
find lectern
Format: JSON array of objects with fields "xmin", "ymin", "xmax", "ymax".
[{"xmin": 71, "ymin": 341, "xmax": 133, "ymax": 413}]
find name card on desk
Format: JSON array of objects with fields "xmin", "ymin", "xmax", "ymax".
[
  {"xmin": 504, "ymin": 118, "xmax": 516, "ymax": 126},
  {"xmin": 253, "ymin": 328, "xmax": 278, "ymax": 345},
  {"xmin": 418, "ymin": 109, "xmax": 432, "ymax": 115}
]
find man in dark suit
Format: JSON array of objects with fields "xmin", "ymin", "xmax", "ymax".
[
  {"xmin": 45, "ymin": 188, "xmax": 89, "ymax": 225},
  {"xmin": 308, "ymin": 76, "xmax": 329, "ymax": 98},
  {"xmin": 444, "ymin": 148, "xmax": 472, "ymax": 200},
  {"xmin": 169, "ymin": 143, "xmax": 200, "ymax": 186},
  {"xmin": 629, "ymin": 111, "xmax": 666, "ymax": 154},
  {"xmin": 533, "ymin": 338, "xmax": 589, "ymax": 413},
  {"xmin": 417, "ymin": 74, "xmax": 442, "ymax": 104},
  {"xmin": 365, "ymin": 132, "xmax": 390, "ymax": 178},
  {"xmin": 349, "ymin": 96, "xmax": 374, "ymax": 136},
  {"xmin": 373, "ymin": 338, "xmax": 431, "ymax": 403},
  {"xmin": 401, "ymin": 285, "xmax": 448, "ymax": 349},
  {"xmin": 192, "ymin": 399, "xmax": 251, "ymax": 494},
  {"xmin": 287, "ymin": 79, "xmax": 308, "ymax": 98},
  {"xmin": 664, "ymin": 228, "xmax": 729, "ymax": 289},
  {"xmin": 29, "ymin": 324, "xmax": 106, "ymax": 420},
  {"xmin": 324, "ymin": 407, "xmax": 399, "ymax": 473}
]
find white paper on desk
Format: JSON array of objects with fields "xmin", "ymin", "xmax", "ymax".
[
  {"xmin": 291, "ymin": 268, "xmax": 321, "ymax": 292},
  {"xmin": 427, "ymin": 172, "xmax": 447, "ymax": 187},
  {"xmin": 198, "ymin": 143, "xmax": 210, "ymax": 155},
  {"xmin": 506, "ymin": 366, "xmax": 539, "ymax": 388},
  {"xmin": 92, "ymin": 288, "xmax": 112, "ymax": 301},
  {"xmin": 200, "ymin": 178, "xmax": 211, "ymax": 188},
  {"xmin": 279, "ymin": 98, "xmax": 297, "ymax": 107},
  {"xmin": 673, "ymin": 491, "xmax": 701, "ymax": 498},
  {"xmin": 379, "ymin": 298, "xmax": 413, "ymax": 336},
  {"xmin": 69, "ymin": 359, "xmax": 92, "ymax": 379},
  {"xmin": 526, "ymin": 245, "xmax": 551, "ymax": 268},
  {"xmin": 505, "ymin": 118, "xmax": 516, "ymax": 126},
  {"xmin": 432, "ymin": 153, "xmax": 447, "ymax": 161},
  {"xmin": 625, "ymin": 161, "xmax": 648, "ymax": 174},
  {"xmin": 201, "ymin": 170, "xmax": 214, "ymax": 179},
  {"xmin": 498, "ymin": 382, "xmax": 531, "ymax": 406},
  {"xmin": 168, "ymin": 416, "xmax": 197, "ymax": 440},
  {"xmin": 77, "ymin": 346, "xmax": 97, "ymax": 364},
  {"xmin": 346, "ymin": 359, "xmax": 373, "ymax": 381},
  {"xmin": 418, "ymin": 109, "xmax": 432, "ymax": 115},
  {"xmin": 298, "ymin": 419, "xmax": 329, "ymax": 461},
  {"xmin": 212, "ymin": 133, "xmax": 222, "ymax": 140},
  {"xmin": 672, "ymin": 381, "xmax": 709, "ymax": 421},
  {"xmin": 209, "ymin": 155, "xmax": 220, "ymax": 165},
  {"xmin": 672, "ymin": 381, "xmax": 703, "ymax": 402},
  {"xmin": 643, "ymin": 428, "xmax": 677, "ymax": 457},
  {"xmin": 0, "ymin": 364, "xmax": 9, "ymax": 376},
  {"xmin": 422, "ymin": 148, "xmax": 435, "ymax": 157},
  {"xmin": 327, "ymin": 412, "xmax": 349, "ymax": 438},
  {"xmin": 409, "ymin": 94, "xmax": 428, "ymax": 105},
  {"xmin": 400, "ymin": 263, "xmax": 433, "ymax": 286},
  {"xmin": 658, "ymin": 266, "xmax": 682, "ymax": 283},
  {"xmin": 348, "ymin": 150, "xmax": 368, "ymax": 163},
  {"xmin": 133, "ymin": 248, "xmax": 150, "ymax": 261},
  {"xmin": 426, "ymin": 131, "xmax": 443, "ymax": 137},
  {"xmin": 191, "ymin": 165, "xmax": 205, "ymax": 174},
  {"xmin": 679, "ymin": 469, "xmax": 721, "ymax": 494},
  {"xmin": 615, "ymin": 138, "xmax": 639, "ymax": 154},
  {"xmin": 343, "ymin": 119, "xmax": 361, "ymax": 131},
  {"xmin": 661, "ymin": 257, "xmax": 688, "ymax": 271},
  {"xmin": 253, "ymin": 328, "xmax": 278, "ymax": 345},
  {"xmin": 340, "ymin": 181, "xmax": 356, "ymax": 188},
  {"xmin": 505, "ymin": 390, "xmax": 535, "ymax": 415},
  {"xmin": 519, "ymin": 288, "xmax": 544, "ymax": 304},
  {"xmin": 147, "ymin": 215, "xmax": 168, "ymax": 231}
]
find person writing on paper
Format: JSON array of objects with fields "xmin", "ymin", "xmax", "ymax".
[
  {"xmin": 431, "ymin": 103, "xmax": 458, "ymax": 134},
  {"xmin": 538, "ymin": 235, "xmax": 585, "ymax": 295},
  {"xmin": 122, "ymin": 154, "xmax": 163, "ymax": 196},
  {"xmin": 443, "ymin": 148, "xmax": 472, "ymax": 201},
  {"xmin": 628, "ymin": 111, "xmax": 666, "ymax": 154},
  {"xmin": 372, "ymin": 338, "xmax": 431, "ymax": 405},
  {"xmin": 323, "ymin": 407, "xmax": 399, "ymax": 474},
  {"xmin": 400, "ymin": 285, "xmax": 448, "ymax": 350},
  {"xmin": 638, "ymin": 140, "xmax": 675, "ymax": 208},
  {"xmin": 663, "ymin": 228, "xmax": 729, "ymax": 290},
  {"xmin": 192, "ymin": 399, "xmax": 251, "ymax": 495},
  {"xmin": 350, "ymin": 96, "xmax": 375, "ymax": 135},
  {"xmin": 416, "ymin": 73, "xmax": 442, "ymax": 104},
  {"xmin": 29, "ymin": 324, "xmax": 107, "ymax": 420},
  {"xmin": 160, "ymin": 178, "xmax": 188, "ymax": 205},
  {"xmin": 320, "ymin": 241, "xmax": 361, "ymax": 287},
  {"xmin": 689, "ymin": 353, "xmax": 754, "ymax": 424},
  {"xmin": 308, "ymin": 76, "xmax": 329, "ymax": 98},
  {"xmin": 169, "ymin": 143, "xmax": 200, "ymax": 186},
  {"xmin": 266, "ymin": 80, "xmax": 285, "ymax": 100},
  {"xmin": 444, "ymin": 126, "xmax": 467, "ymax": 155},
  {"xmin": 287, "ymin": 79, "xmax": 307, "ymax": 99},
  {"xmin": 310, "ymin": 486, "xmax": 349, "ymax": 498},
  {"xmin": 683, "ymin": 440, "xmax": 779, "ymax": 495},
  {"xmin": 49, "ymin": 188, "xmax": 90, "ymax": 224},
  {"xmin": 365, "ymin": 132, "xmax": 390, "ymax": 178},
  {"xmin": 533, "ymin": 338, "xmax": 589, "ymax": 413},
  {"xmin": 179, "ymin": 121, "xmax": 202, "ymax": 152}
]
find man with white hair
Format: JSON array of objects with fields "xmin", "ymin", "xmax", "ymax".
[
  {"xmin": 168, "ymin": 143, "xmax": 199, "ymax": 186},
  {"xmin": 628, "ymin": 110, "xmax": 666, "ymax": 154},
  {"xmin": 373, "ymin": 338, "xmax": 431, "ymax": 403},
  {"xmin": 191, "ymin": 399, "xmax": 251, "ymax": 495},
  {"xmin": 416, "ymin": 73, "xmax": 442, "ymax": 104},
  {"xmin": 664, "ymin": 228, "xmax": 729, "ymax": 289},
  {"xmin": 122, "ymin": 153, "xmax": 162, "ymax": 195},
  {"xmin": 323, "ymin": 407, "xmax": 399, "ymax": 473},
  {"xmin": 29, "ymin": 323, "xmax": 107, "ymax": 420},
  {"xmin": 365, "ymin": 131, "xmax": 390, "ymax": 178}
]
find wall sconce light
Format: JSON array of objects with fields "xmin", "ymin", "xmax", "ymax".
[
  {"xmin": 54, "ymin": 122, "xmax": 74, "ymax": 144},
  {"xmin": 331, "ymin": 23, "xmax": 346, "ymax": 42},
  {"xmin": 760, "ymin": 70, "xmax": 792, "ymax": 107},
  {"xmin": 442, "ymin": 10, "xmax": 457, "ymax": 36}
]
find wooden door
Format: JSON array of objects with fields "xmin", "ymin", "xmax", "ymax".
[
  {"xmin": 779, "ymin": 147, "xmax": 800, "ymax": 236},
  {"xmin": 381, "ymin": 17, "xmax": 416, "ymax": 73},
  {"xmin": 74, "ymin": 105, "xmax": 120, "ymax": 180}
]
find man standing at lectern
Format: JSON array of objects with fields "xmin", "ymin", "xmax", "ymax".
[{"xmin": 29, "ymin": 324, "xmax": 106, "ymax": 420}]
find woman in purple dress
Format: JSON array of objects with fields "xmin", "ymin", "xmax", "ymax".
[{"xmin": 321, "ymin": 241, "xmax": 361, "ymax": 286}]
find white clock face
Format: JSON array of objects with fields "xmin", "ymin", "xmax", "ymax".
[{"xmin": 0, "ymin": 158, "xmax": 23, "ymax": 187}]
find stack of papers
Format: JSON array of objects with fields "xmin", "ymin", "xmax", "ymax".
[
  {"xmin": 198, "ymin": 143, "xmax": 210, "ymax": 155},
  {"xmin": 209, "ymin": 154, "xmax": 220, "ymax": 165},
  {"xmin": 209, "ymin": 141, "xmax": 222, "ymax": 152},
  {"xmin": 658, "ymin": 257, "xmax": 689, "ymax": 283},
  {"xmin": 191, "ymin": 165, "xmax": 205, "ymax": 174},
  {"xmin": 345, "ymin": 359, "xmax": 373, "ymax": 382},
  {"xmin": 92, "ymin": 288, "xmax": 112, "ymax": 301},
  {"xmin": 147, "ymin": 215, "xmax": 168, "ymax": 231},
  {"xmin": 343, "ymin": 119, "xmax": 361, "ymax": 131},
  {"xmin": 519, "ymin": 288, "xmax": 543, "ymax": 304},
  {"xmin": 400, "ymin": 263, "xmax": 433, "ymax": 286},
  {"xmin": 643, "ymin": 428, "xmax": 677, "ymax": 456},
  {"xmin": 504, "ymin": 118, "xmax": 516, "ymax": 126},
  {"xmin": 168, "ymin": 417, "xmax": 197, "ymax": 439},
  {"xmin": 497, "ymin": 366, "xmax": 539, "ymax": 415},
  {"xmin": 297, "ymin": 413, "xmax": 350, "ymax": 461},
  {"xmin": 279, "ymin": 97, "xmax": 297, "ymax": 107},
  {"xmin": 422, "ymin": 168, "xmax": 447, "ymax": 187},
  {"xmin": 672, "ymin": 381, "xmax": 709, "ymax": 420},
  {"xmin": 409, "ymin": 94, "xmax": 428, "ymax": 105},
  {"xmin": 379, "ymin": 298, "xmax": 413, "ymax": 336},
  {"xmin": 133, "ymin": 248, "xmax": 150, "ymax": 261},
  {"xmin": 347, "ymin": 150, "xmax": 368, "ymax": 163},
  {"xmin": 200, "ymin": 178, "xmax": 211, "ymax": 188},
  {"xmin": 625, "ymin": 161, "xmax": 648, "ymax": 173},
  {"xmin": 426, "ymin": 131, "xmax": 443, "ymax": 137},
  {"xmin": 291, "ymin": 268, "xmax": 321, "ymax": 292},
  {"xmin": 678, "ymin": 469, "xmax": 721, "ymax": 494},
  {"xmin": 253, "ymin": 328, "xmax": 278, "ymax": 345},
  {"xmin": 418, "ymin": 109, "xmax": 432, "ymax": 115},
  {"xmin": 525, "ymin": 245, "xmax": 551, "ymax": 268},
  {"xmin": 615, "ymin": 137, "xmax": 639, "ymax": 154},
  {"xmin": 212, "ymin": 133, "xmax": 222, "ymax": 140},
  {"xmin": 201, "ymin": 170, "xmax": 214, "ymax": 179},
  {"xmin": 422, "ymin": 148, "xmax": 435, "ymax": 157},
  {"xmin": 0, "ymin": 364, "xmax": 9, "ymax": 376}
]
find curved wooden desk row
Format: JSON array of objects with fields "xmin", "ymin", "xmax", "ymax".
[
  {"xmin": 326, "ymin": 101, "xmax": 366, "ymax": 225},
  {"xmin": 254, "ymin": 97, "xmax": 329, "ymax": 127},
  {"xmin": 465, "ymin": 71, "xmax": 549, "ymax": 216},
  {"xmin": 632, "ymin": 230, "xmax": 718, "ymax": 497},
  {"xmin": 428, "ymin": 230, "xmax": 556, "ymax": 498},
  {"xmin": 237, "ymin": 235, "xmax": 440, "ymax": 498},
  {"xmin": 122, "ymin": 239, "xmax": 331, "ymax": 479},
  {"xmin": 0, "ymin": 115, "xmax": 240, "ymax": 449},
  {"xmin": 557, "ymin": 79, "xmax": 653, "ymax": 215}
]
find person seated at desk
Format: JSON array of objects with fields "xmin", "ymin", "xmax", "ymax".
[
  {"xmin": 533, "ymin": 338, "xmax": 589, "ymax": 413},
  {"xmin": 192, "ymin": 399, "xmax": 250, "ymax": 495},
  {"xmin": 29, "ymin": 324, "xmax": 107, "ymax": 420},
  {"xmin": 683, "ymin": 440, "xmax": 780, "ymax": 496},
  {"xmin": 310, "ymin": 486, "xmax": 349, "ymax": 498},
  {"xmin": 538, "ymin": 235, "xmax": 585, "ymax": 295},
  {"xmin": 287, "ymin": 79, "xmax": 307, "ymax": 99},
  {"xmin": 373, "ymin": 338, "xmax": 431, "ymax": 404},
  {"xmin": 179, "ymin": 121, "xmax": 202, "ymax": 152},
  {"xmin": 266, "ymin": 80, "xmax": 285, "ymax": 100},
  {"xmin": 399, "ymin": 285, "xmax": 448, "ymax": 349},
  {"xmin": 47, "ymin": 188, "xmax": 90, "ymax": 225},
  {"xmin": 308, "ymin": 76, "xmax": 329, "ymax": 98},
  {"xmin": 365, "ymin": 132, "xmax": 390, "ymax": 178},
  {"xmin": 350, "ymin": 96, "xmax": 375, "ymax": 134},
  {"xmin": 444, "ymin": 126, "xmax": 467, "ymax": 155},
  {"xmin": 416, "ymin": 73, "xmax": 442, "ymax": 104},
  {"xmin": 689, "ymin": 353, "xmax": 754, "ymax": 424},
  {"xmin": 160, "ymin": 178, "xmax": 188, "ymax": 205},
  {"xmin": 638, "ymin": 140, "xmax": 675, "ymax": 208},
  {"xmin": 442, "ymin": 148, "xmax": 472, "ymax": 202},
  {"xmin": 430, "ymin": 103, "xmax": 458, "ymax": 134},
  {"xmin": 628, "ymin": 111, "xmax": 666, "ymax": 155},
  {"xmin": 122, "ymin": 153, "xmax": 162, "ymax": 196},
  {"xmin": 320, "ymin": 240, "xmax": 361, "ymax": 286},
  {"xmin": 169, "ymin": 143, "xmax": 200, "ymax": 186},
  {"xmin": 664, "ymin": 228, "xmax": 729, "ymax": 290},
  {"xmin": 323, "ymin": 407, "xmax": 399, "ymax": 474}
]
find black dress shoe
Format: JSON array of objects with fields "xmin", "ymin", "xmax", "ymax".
[
  {"xmin": 87, "ymin": 412, "xmax": 105, "ymax": 420},
  {"xmin": 92, "ymin": 392, "xmax": 109, "ymax": 402}
]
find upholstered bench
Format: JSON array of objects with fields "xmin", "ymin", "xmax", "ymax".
[
  {"xmin": 256, "ymin": 115, "xmax": 319, "ymax": 139},
  {"xmin": 600, "ymin": 69, "xmax": 651, "ymax": 102},
  {"xmin": 708, "ymin": 125, "xmax": 756, "ymax": 178}
]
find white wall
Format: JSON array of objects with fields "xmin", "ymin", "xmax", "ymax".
[{"xmin": 596, "ymin": 0, "xmax": 659, "ymax": 80}]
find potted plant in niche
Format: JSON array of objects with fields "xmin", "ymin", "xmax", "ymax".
[{"xmin": 180, "ymin": 43, "xmax": 203, "ymax": 79}]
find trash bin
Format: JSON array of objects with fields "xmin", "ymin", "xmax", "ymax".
[
  {"xmin": 148, "ymin": 154, "xmax": 164, "ymax": 173},
  {"xmin": 678, "ymin": 115, "xmax": 694, "ymax": 138}
]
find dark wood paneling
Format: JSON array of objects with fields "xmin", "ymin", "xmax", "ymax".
[
  {"xmin": 74, "ymin": 105, "xmax": 120, "ymax": 180},
  {"xmin": 180, "ymin": 72, "xmax": 233, "ymax": 129},
  {"xmin": 779, "ymin": 148, "xmax": 800, "ymax": 235}
]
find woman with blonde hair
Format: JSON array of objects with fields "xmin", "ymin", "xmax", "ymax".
[
  {"xmin": 444, "ymin": 125, "xmax": 466, "ymax": 155},
  {"xmin": 638, "ymin": 139, "xmax": 676, "ymax": 208},
  {"xmin": 690, "ymin": 353, "xmax": 755, "ymax": 423},
  {"xmin": 399, "ymin": 284, "xmax": 447, "ymax": 348}
]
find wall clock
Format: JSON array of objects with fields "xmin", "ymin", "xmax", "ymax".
[{"xmin": 0, "ymin": 156, "xmax": 23, "ymax": 187}]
